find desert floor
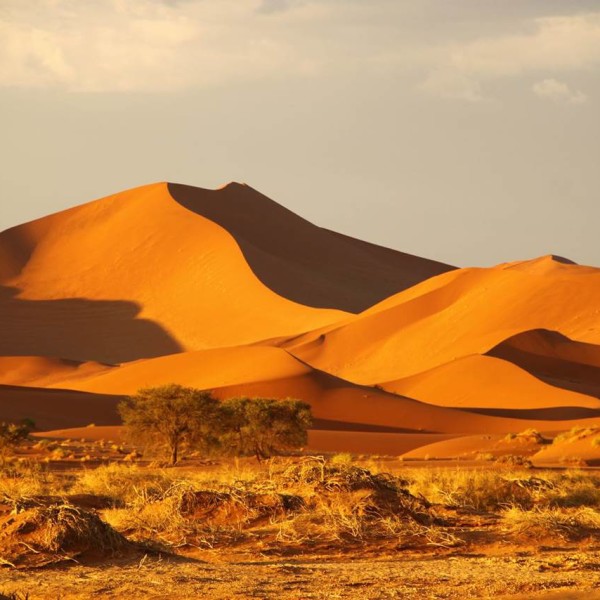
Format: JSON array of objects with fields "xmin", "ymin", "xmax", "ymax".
[
  {"xmin": 3, "ymin": 437, "xmax": 600, "ymax": 599},
  {"xmin": 3, "ymin": 549, "xmax": 600, "ymax": 599}
]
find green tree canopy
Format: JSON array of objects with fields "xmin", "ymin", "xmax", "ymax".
[
  {"xmin": 221, "ymin": 397, "xmax": 312, "ymax": 461},
  {"xmin": 118, "ymin": 384, "xmax": 220, "ymax": 465}
]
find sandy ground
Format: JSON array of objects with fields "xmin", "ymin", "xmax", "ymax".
[{"xmin": 3, "ymin": 551, "xmax": 600, "ymax": 599}]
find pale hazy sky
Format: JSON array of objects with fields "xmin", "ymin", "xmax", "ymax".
[{"xmin": 1, "ymin": 0, "xmax": 599, "ymax": 267}]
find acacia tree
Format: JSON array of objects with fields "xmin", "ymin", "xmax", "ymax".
[
  {"xmin": 119, "ymin": 384, "xmax": 220, "ymax": 465},
  {"xmin": 221, "ymin": 397, "xmax": 312, "ymax": 461}
]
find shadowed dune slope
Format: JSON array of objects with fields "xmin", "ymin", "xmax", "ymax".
[
  {"xmin": 168, "ymin": 183, "xmax": 453, "ymax": 312},
  {"xmin": 284, "ymin": 256, "xmax": 600, "ymax": 385},
  {"xmin": 0, "ymin": 183, "xmax": 351, "ymax": 362},
  {"xmin": 486, "ymin": 329, "xmax": 600, "ymax": 398},
  {"xmin": 0, "ymin": 385, "xmax": 121, "ymax": 431}
]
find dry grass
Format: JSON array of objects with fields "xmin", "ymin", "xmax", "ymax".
[
  {"xmin": 502, "ymin": 505, "xmax": 600, "ymax": 541},
  {"xmin": 2, "ymin": 453, "xmax": 600, "ymax": 566},
  {"xmin": 72, "ymin": 463, "xmax": 176, "ymax": 506}
]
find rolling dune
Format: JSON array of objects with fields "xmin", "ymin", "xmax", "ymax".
[
  {"xmin": 381, "ymin": 354, "xmax": 600, "ymax": 410},
  {"xmin": 285, "ymin": 256, "xmax": 600, "ymax": 385},
  {"xmin": 1, "ymin": 182, "xmax": 600, "ymax": 458}
]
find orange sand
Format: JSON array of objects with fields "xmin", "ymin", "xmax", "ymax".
[{"xmin": 1, "ymin": 183, "xmax": 599, "ymax": 457}]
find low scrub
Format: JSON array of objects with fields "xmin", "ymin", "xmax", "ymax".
[{"xmin": 502, "ymin": 505, "xmax": 600, "ymax": 541}]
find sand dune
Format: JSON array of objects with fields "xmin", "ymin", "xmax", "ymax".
[
  {"xmin": 1, "ymin": 182, "xmax": 600, "ymax": 458},
  {"xmin": 46, "ymin": 345, "xmax": 600, "ymax": 437},
  {"xmin": 0, "ymin": 183, "xmax": 346, "ymax": 362},
  {"xmin": 0, "ymin": 182, "xmax": 452, "ymax": 363},
  {"xmin": 169, "ymin": 183, "xmax": 453, "ymax": 312},
  {"xmin": 0, "ymin": 385, "xmax": 120, "ymax": 430},
  {"xmin": 401, "ymin": 432, "xmax": 546, "ymax": 460},
  {"xmin": 285, "ymin": 256, "xmax": 600, "ymax": 385},
  {"xmin": 487, "ymin": 329, "xmax": 600, "ymax": 398},
  {"xmin": 51, "ymin": 346, "xmax": 311, "ymax": 395},
  {"xmin": 381, "ymin": 354, "xmax": 600, "ymax": 409},
  {"xmin": 0, "ymin": 356, "xmax": 113, "ymax": 387}
]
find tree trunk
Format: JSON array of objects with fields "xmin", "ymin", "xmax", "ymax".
[{"xmin": 171, "ymin": 441, "xmax": 178, "ymax": 465}]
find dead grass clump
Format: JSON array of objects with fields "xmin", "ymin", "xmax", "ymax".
[
  {"xmin": 407, "ymin": 469, "xmax": 545, "ymax": 511},
  {"xmin": 179, "ymin": 488, "xmax": 304, "ymax": 523},
  {"xmin": 0, "ymin": 502, "xmax": 130, "ymax": 567},
  {"xmin": 281, "ymin": 457, "xmax": 406, "ymax": 493},
  {"xmin": 502, "ymin": 506, "xmax": 600, "ymax": 541},
  {"xmin": 0, "ymin": 460, "xmax": 61, "ymax": 500},
  {"xmin": 104, "ymin": 481, "xmax": 305, "ymax": 549},
  {"xmin": 505, "ymin": 429, "xmax": 546, "ymax": 444},
  {"xmin": 540, "ymin": 473, "xmax": 600, "ymax": 508},
  {"xmin": 0, "ymin": 592, "xmax": 29, "ymax": 600},
  {"xmin": 73, "ymin": 463, "xmax": 174, "ymax": 506}
]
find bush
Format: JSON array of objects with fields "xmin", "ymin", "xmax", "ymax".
[{"xmin": 0, "ymin": 421, "xmax": 33, "ymax": 454}]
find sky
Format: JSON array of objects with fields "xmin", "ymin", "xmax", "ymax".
[{"xmin": 1, "ymin": 0, "xmax": 599, "ymax": 268}]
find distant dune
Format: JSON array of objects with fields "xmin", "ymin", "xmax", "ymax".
[{"xmin": 1, "ymin": 182, "xmax": 599, "ymax": 458}]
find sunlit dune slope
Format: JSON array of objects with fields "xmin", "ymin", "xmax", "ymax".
[
  {"xmin": 51, "ymin": 347, "xmax": 311, "ymax": 395},
  {"xmin": 400, "ymin": 432, "xmax": 545, "ymax": 460},
  {"xmin": 285, "ymin": 256, "xmax": 600, "ymax": 385},
  {"xmin": 0, "ymin": 183, "xmax": 350, "ymax": 363},
  {"xmin": 381, "ymin": 354, "xmax": 600, "ymax": 409},
  {"xmin": 0, "ymin": 356, "xmax": 113, "ymax": 387}
]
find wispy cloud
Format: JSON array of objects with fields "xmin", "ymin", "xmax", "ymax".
[
  {"xmin": 1, "ymin": 1, "xmax": 599, "ymax": 100},
  {"xmin": 532, "ymin": 78, "xmax": 588, "ymax": 105},
  {"xmin": 420, "ymin": 13, "xmax": 600, "ymax": 102},
  {"xmin": 0, "ymin": 0, "xmax": 323, "ymax": 92}
]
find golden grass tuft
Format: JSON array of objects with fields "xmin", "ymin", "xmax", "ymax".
[{"xmin": 502, "ymin": 505, "xmax": 600, "ymax": 541}]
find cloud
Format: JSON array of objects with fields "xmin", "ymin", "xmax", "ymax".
[
  {"xmin": 0, "ymin": 0, "xmax": 323, "ymax": 92},
  {"xmin": 420, "ymin": 13, "xmax": 600, "ymax": 102},
  {"xmin": 419, "ymin": 70, "xmax": 487, "ymax": 103},
  {"xmin": 532, "ymin": 78, "xmax": 588, "ymax": 104},
  {"xmin": 256, "ymin": 0, "xmax": 298, "ymax": 14},
  {"xmin": 2, "ymin": 1, "xmax": 600, "ymax": 99}
]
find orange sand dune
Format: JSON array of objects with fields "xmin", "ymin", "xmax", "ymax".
[
  {"xmin": 487, "ymin": 329, "xmax": 600, "ymax": 398},
  {"xmin": 50, "ymin": 345, "xmax": 600, "ymax": 436},
  {"xmin": 2, "ymin": 181, "xmax": 600, "ymax": 458},
  {"xmin": 285, "ymin": 256, "xmax": 600, "ymax": 385},
  {"xmin": 0, "ymin": 183, "xmax": 344, "ymax": 362},
  {"xmin": 0, "ymin": 182, "xmax": 451, "ymax": 363},
  {"xmin": 381, "ymin": 354, "xmax": 600, "ymax": 410},
  {"xmin": 51, "ymin": 347, "xmax": 311, "ymax": 395},
  {"xmin": 168, "ymin": 183, "xmax": 453, "ymax": 312},
  {"xmin": 532, "ymin": 434, "xmax": 600, "ymax": 466},
  {"xmin": 0, "ymin": 356, "xmax": 113, "ymax": 387},
  {"xmin": 32, "ymin": 425, "xmax": 124, "ymax": 442}
]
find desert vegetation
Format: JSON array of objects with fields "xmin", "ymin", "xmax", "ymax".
[
  {"xmin": 119, "ymin": 386, "xmax": 311, "ymax": 464},
  {"xmin": 2, "ymin": 439, "xmax": 600, "ymax": 597}
]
